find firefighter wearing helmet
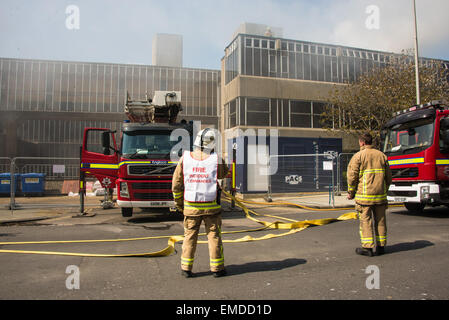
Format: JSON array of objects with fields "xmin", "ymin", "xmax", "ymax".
[{"xmin": 172, "ymin": 128, "xmax": 229, "ymax": 278}]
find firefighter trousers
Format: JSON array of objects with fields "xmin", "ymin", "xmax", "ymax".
[
  {"xmin": 356, "ymin": 203, "xmax": 387, "ymax": 249},
  {"xmin": 181, "ymin": 213, "xmax": 224, "ymax": 272}
]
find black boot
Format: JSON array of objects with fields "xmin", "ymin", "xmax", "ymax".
[
  {"xmin": 181, "ymin": 270, "xmax": 195, "ymax": 278},
  {"xmin": 355, "ymin": 247, "xmax": 374, "ymax": 257},
  {"xmin": 213, "ymin": 269, "xmax": 227, "ymax": 278},
  {"xmin": 375, "ymin": 246, "xmax": 385, "ymax": 256}
]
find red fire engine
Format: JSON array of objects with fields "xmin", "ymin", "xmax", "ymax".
[
  {"xmin": 382, "ymin": 100, "xmax": 449, "ymax": 212},
  {"xmin": 79, "ymin": 91, "xmax": 194, "ymax": 217}
]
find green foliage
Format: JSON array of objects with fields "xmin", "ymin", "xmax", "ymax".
[{"xmin": 322, "ymin": 53, "xmax": 449, "ymax": 140}]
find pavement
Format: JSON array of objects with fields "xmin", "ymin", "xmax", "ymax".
[
  {"xmin": 1, "ymin": 203, "xmax": 448, "ymax": 300},
  {"xmin": 0, "ymin": 193, "xmax": 361, "ymax": 225}
]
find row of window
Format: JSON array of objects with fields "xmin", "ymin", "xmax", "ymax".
[
  {"xmin": 225, "ymin": 97, "xmax": 329, "ymax": 129},
  {"xmin": 242, "ymin": 45, "xmax": 383, "ymax": 83},
  {"xmin": 11, "ymin": 119, "xmax": 122, "ymax": 158},
  {"xmin": 226, "ymin": 35, "xmax": 449, "ymax": 84},
  {"xmin": 244, "ymin": 36, "xmax": 438, "ymax": 65},
  {"xmin": 245, "ymin": 37, "xmax": 339, "ymax": 57},
  {"xmin": 0, "ymin": 58, "xmax": 219, "ymax": 117}
]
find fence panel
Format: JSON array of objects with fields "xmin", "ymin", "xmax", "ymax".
[
  {"xmin": 268, "ymin": 154, "xmax": 336, "ymax": 196},
  {"xmin": 0, "ymin": 158, "xmax": 12, "ymax": 204},
  {"xmin": 337, "ymin": 153, "xmax": 356, "ymax": 194},
  {"xmin": 6, "ymin": 157, "xmax": 91, "ymax": 210}
]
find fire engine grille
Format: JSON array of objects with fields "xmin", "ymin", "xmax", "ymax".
[
  {"xmin": 387, "ymin": 190, "xmax": 417, "ymax": 197},
  {"xmin": 133, "ymin": 192, "xmax": 174, "ymax": 201},
  {"xmin": 132, "ymin": 182, "xmax": 172, "ymax": 190},
  {"xmin": 391, "ymin": 167, "xmax": 419, "ymax": 179},
  {"xmin": 128, "ymin": 164, "xmax": 176, "ymax": 175}
]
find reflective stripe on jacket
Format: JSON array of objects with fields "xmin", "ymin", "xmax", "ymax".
[{"xmin": 347, "ymin": 145, "xmax": 392, "ymax": 205}]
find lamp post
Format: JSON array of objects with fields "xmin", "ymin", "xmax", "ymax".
[{"xmin": 413, "ymin": 0, "xmax": 421, "ymax": 105}]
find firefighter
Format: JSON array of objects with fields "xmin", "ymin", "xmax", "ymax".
[
  {"xmin": 347, "ymin": 133, "xmax": 392, "ymax": 256},
  {"xmin": 172, "ymin": 128, "xmax": 229, "ymax": 278}
]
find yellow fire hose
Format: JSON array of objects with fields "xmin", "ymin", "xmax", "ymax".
[{"xmin": 0, "ymin": 191, "xmax": 358, "ymax": 257}]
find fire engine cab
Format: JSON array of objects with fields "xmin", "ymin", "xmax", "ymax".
[{"xmin": 381, "ymin": 100, "xmax": 449, "ymax": 212}]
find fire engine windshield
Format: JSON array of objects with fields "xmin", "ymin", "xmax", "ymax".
[
  {"xmin": 122, "ymin": 130, "xmax": 181, "ymax": 158},
  {"xmin": 382, "ymin": 118, "xmax": 434, "ymax": 156}
]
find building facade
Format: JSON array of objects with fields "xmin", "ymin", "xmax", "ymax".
[
  {"xmin": 221, "ymin": 29, "xmax": 449, "ymax": 194},
  {"xmin": 0, "ymin": 58, "xmax": 220, "ymax": 159},
  {"xmin": 2, "ymin": 23, "xmax": 449, "ymax": 194}
]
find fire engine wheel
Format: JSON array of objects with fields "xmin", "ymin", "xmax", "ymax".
[
  {"xmin": 121, "ymin": 207, "xmax": 133, "ymax": 217},
  {"xmin": 404, "ymin": 202, "xmax": 425, "ymax": 213}
]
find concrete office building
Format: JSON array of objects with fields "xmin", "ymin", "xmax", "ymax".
[
  {"xmin": 0, "ymin": 58, "xmax": 219, "ymax": 163},
  {"xmin": 221, "ymin": 23, "xmax": 449, "ymax": 194},
  {"xmin": 1, "ymin": 22, "xmax": 448, "ymax": 192}
]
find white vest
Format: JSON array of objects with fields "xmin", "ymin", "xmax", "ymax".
[{"xmin": 183, "ymin": 151, "xmax": 218, "ymax": 202}]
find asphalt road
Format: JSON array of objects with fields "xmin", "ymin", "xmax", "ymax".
[{"xmin": 0, "ymin": 203, "xmax": 448, "ymax": 300}]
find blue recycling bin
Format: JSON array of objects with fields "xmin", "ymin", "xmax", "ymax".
[
  {"xmin": 21, "ymin": 173, "xmax": 46, "ymax": 195},
  {"xmin": 0, "ymin": 173, "xmax": 21, "ymax": 194}
]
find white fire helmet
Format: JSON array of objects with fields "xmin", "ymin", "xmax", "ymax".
[{"xmin": 194, "ymin": 128, "xmax": 216, "ymax": 150}]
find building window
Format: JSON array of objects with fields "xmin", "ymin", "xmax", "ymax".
[
  {"xmin": 281, "ymin": 54, "xmax": 288, "ymax": 74},
  {"xmin": 246, "ymin": 38, "xmax": 252, "ymax": 47},
  {"xmin": 269, "ymin": 54, "xmax": 276, "ymax": 73},
  {"xmin": 270, "ymin": 98, "xmax": 278, "ymax": 126},
  {"xmin": 312, "ymin": 102, "xmax": 326, "ymax": 128},
  {"xmin": 290, "ymin": 100, "xmax": 311, "ymax": 128},
  {"xmin": 261, "ymin": 39, "xmax": 268, "ymax": 48},
  {"xmin": 246, "ymin": 98, "xmax": 269, "ymax": 126},
  {"xmin": 254, "ymin": 39, "xmax": 260, "ymax": 48},
  {"xmin": 303, "ymin": 44, "xmax": 309, "ymax": 53},
  {"xmin": 228, "ymin": 99, "xmax": 237, "ymax": 128},
  {"xmin": 288, "ymin": 43, "xmax": 294, "ymax": 52}
]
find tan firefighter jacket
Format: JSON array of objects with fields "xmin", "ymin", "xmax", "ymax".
[
  {"xmin": 347, "ymin": 145, "xmax": 392, "ymax": 205},
  {"xmin": 172, "ymin": 149, "xmax": 229, "ymax": 216}
]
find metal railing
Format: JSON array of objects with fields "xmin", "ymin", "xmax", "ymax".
[
  {"xmin": 336, "ymin": 153, "xmax": 356, "ymax": 195},
  {"xmin": 267, "ymin": 153, "xmax": 337, "ymax": 207},
  {"xmin": 7, "ymin": 157, "xmax": 80, "ymax": 210}
]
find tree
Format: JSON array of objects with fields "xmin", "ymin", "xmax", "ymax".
[{"xmin": 321, "ymin": 53, "xmax": 449, "ymax": 142}]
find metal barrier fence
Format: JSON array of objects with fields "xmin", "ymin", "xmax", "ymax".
[
  {"xmin": 3, "ymin": 157, "xmax": 83, "ymax": 210},
  {"xmin": 267, "ymin": 153, "xmax": 337, "ymax": 206},
  {"xmin": 0, "ymin": 157, "xmax": 12, "ymax": 174},
  {"xmin": 0, "ymin": 157, "xmax": 13, "ymax": 205},
  {"xmin": 1, "ymin": 153, "xmax": 357, "ymax": 210},
  {"xmin": 336, "ymin": 153, "xmax": 356, "ymax": 194}
]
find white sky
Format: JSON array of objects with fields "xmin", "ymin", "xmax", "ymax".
[{"xmin": 0, "ymin": 0, "xmax": 448, "ymax": 69}]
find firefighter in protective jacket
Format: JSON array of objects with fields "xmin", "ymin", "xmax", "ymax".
[
  {"xmin": 347, "ymin": 133, "xmax": 392, "ymax": 256},
  {"xmin": 172, "ymin": 128, "xmax": 229, "ymax": 278}
]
